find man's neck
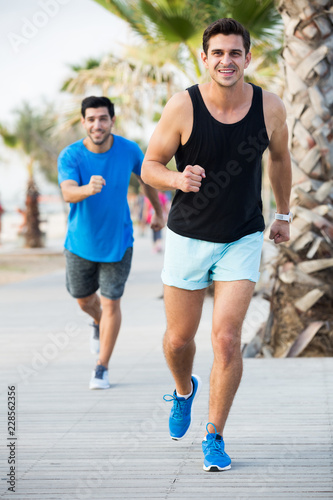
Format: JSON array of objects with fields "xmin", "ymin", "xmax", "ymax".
[
  {"xmin": 206, "ymin": 80, "xmax": 250, "ymax": 112},
  {"xmin": 83, "ymin": 134, "xmax": 113, "ymax": 154}
]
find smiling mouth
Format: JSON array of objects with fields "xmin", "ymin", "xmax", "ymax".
[{"xmin": 218, "ymin": 69, "xmax": 235, "ymax": 75}]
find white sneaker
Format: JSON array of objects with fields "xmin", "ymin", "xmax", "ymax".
[
  {"xmin": 89, "ymin": 365, "xmax": 110, "ymax": 390},
  {"xmin": 90, "ymin": 323, "xmax": 100, "ymax": 354}
]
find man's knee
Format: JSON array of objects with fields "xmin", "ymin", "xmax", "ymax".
[
  {"xmin": 77, "ymin": 294, "xmax": 98, "ymax": 311},
  {"xmin": 212, "ymin": 327, "xmax": 242, "ymax": 365},
  {"xmin": 100, "ymin": 297, "xmax": 121, "ymax": 316},
  {"xmin": 164, "ymin": 329, "xmax": 193, "ymax": 352}
]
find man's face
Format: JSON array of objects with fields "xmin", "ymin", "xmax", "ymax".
[
  {"xmin": 201, "ymin": 34, "xmax": 251, "ymax": 88},
  {"xmin": 81, "ymin": 107, "xmax": 115, "ymax": 145}
]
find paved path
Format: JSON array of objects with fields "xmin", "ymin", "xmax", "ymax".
[{"xmin": 0, "ymin": 234, "xmax": 332, "ymax": 499}]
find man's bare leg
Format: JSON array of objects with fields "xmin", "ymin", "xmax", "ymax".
[
  {"xmin": 76, "ymin": 294, "xmax": 121, "ymax": 367},
  {"xmin": 163, "ymin": 285, "xmax": 205, "ymax": 395},
  {"xmin": 77, "ymin": 293, "xmax": 101, "ymax": 324},
  {"xmin": 97, "ymin": 296, "xmax": 121, "ymax": 367},
  {"xmin": 207, "ymin": 280, "xmax": 255, "ymax": 435}
]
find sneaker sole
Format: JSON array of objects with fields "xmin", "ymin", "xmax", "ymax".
[
  {"xmin": 89, "ymin": 371, "xmax": 110, "ymax": 390},
  {"xmin": 203, "ymin": 464, "xmax": 231, "ymax": 472},
  {"xmin": 89, "ymin": 384, "xmax": 110, "ymax": 390},
  {"xmin": 170, "ymin": 373, "xmax": 202, "ymax": 441}
]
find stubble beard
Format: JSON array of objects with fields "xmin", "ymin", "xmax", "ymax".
[
  {"xmin": 89, "ymin": 131, "xmax": 110, "ymax": 146},
  {"xmin": 213, "ymin": 67, "xmax": 243, "ymax": 89}
]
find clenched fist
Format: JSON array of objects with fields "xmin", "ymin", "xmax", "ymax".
[
  {"xmin": 88, "ymin": 175, "xmax": 106, "ymax": 195},
  {"xmin": 269, "ymin": 220, "xmax": 290, "ymax": 245},
  {"xmin": 178, "ymin": 165, "xmax": 206, "ymax": 193}
]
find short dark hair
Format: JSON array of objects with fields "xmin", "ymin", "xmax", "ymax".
[
  {"xmin": 81, "ymin": 96, "xmax": 115, "ymax": 119},
  {"xmin": 203, "ymin": 18, "xmax": 251, "ymax": 55}
]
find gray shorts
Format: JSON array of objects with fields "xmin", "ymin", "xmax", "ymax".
[{"xmin": 64, "ymin": 247, "xmax": 133, "ymax": 300}]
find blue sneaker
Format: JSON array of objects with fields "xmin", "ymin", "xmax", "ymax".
[
  {"xmin": 202, "ymin": 422, "xmax": 231, "ymax": 471},
  {"xmin": 163, "ymin": 374, "xmax": 202, "ymax": 440}
]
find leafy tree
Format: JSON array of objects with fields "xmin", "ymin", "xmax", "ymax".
[
  {"xmin": 0, "ymin": 112, "xmax": 44, "ymax": 248},
  {"xmin": 0, "ymin": 103, "xmax": 81, "ymax": 247},
  {"xmin": 60, "ymin": 0, "xmax": 283, "ymax": 157},
  {"xmin": 60, "ymin": 50, "xmax": 182, "ymax": 139},
  {"xmin": 93, "ymin": 0, "xmax": 283, "ymax": 85}
]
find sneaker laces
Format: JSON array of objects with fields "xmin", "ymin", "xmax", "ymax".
[
  {"xmin": 163, "ymin": 393, "xmax": 186, "ymax": 419},
  {"xmin": 95, "ymin": 364, "xmax": 107, "ymax": 379},
  {"xmin": 205, "ymin": 422, "xmax": 225, "ymax": 454}
]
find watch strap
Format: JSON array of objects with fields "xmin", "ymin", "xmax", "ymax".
[{"xmin": 275, "ymin": 212, "xmax": 293, "ymax": 223}]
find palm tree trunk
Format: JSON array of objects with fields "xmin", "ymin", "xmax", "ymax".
[
  {"xmin": 24, "ymin": 163, "xmax": 44, "ymax": 248},
  {"xmin": 261, "ymin": 0, "xmax": 333, "ymax": 357}
]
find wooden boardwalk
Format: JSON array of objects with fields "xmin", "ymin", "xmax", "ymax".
[{"xmin": 0, "ymin": 236, "xmax": 332, "ymax": 499}]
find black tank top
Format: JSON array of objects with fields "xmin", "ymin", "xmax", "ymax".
[{"xmin": 167, "ymin": 83, "xmax": 269, "ymax": 243}]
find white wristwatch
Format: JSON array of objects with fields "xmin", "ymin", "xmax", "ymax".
[{"xmin": 275, "ymin": 212, "xmax": 293, "ymax": 223}]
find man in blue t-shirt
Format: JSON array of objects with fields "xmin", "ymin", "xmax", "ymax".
[{"xmin": 58, "ymin": 96, "xmax": 164, "ymax": 390}]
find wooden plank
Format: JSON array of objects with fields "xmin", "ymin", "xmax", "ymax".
[{"xmin": 0, "ymin": 259, "xmax": 332, "ymax": 499}]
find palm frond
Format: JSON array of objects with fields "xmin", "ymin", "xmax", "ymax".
[
  {"xmin": 92, "ymin": 0, "xmax": 283, "ymax": 83},
  {"xmin": 93, "ymin": 0, "xmax": 154, "ymax": 41},
  {"xmin": 0, "ymin": 125, "xmax": 18, "ymax": 148},
  {"xmin": 209, "ymin": 0, "xmax": 283, "ymax": 46}
]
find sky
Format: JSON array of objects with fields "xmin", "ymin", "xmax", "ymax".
[
  {"xmin": 1, "ymin": 0, "xmax": 133, "ymax": 124},
  {"xmin": 0, "ymin": 0, "xmax": 135, "ymax": 207}
]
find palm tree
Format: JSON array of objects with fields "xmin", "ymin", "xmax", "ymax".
[
  {"xmin": 93, "ymin": 0, "xmax": 206, "ymax": 78},
  {"xmin": 60, "ymin": 54, "xmax": 180, "ymax": 133},
  {"xmin": 60, "ymin": 1, "xmax": 283, "ymax": 143},
  {"xmin": 0, "ymin": 104, "xmax": 81, "ymax": 247},
  {"xmin": 93, "ymin": 0, "xmax": 333, "ymax": 357},
  {"xmin": 0, "ymin": 111, "xmax": 44, "ymax": 248},
  {"xmin": 93, "ymin": 0, "xmax": 283, "ymax": 84},
  {"xmin": 258, "ymin": 0, "xmax": 333, "ymax": 357},
  {"xmin": 62, "ymin": 0, "xmax": 283, "ymax": 196}
]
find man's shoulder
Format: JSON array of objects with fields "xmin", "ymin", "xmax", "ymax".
[
  {"xmin": 166, "ymin": 89, "xmax": 192, "ymax": 109},
  {"xmin": 113, "ymin": 135, "xmax": 144, "ymax": 162},
  {"xmin": 114, "ymin": 134, "xmax": 139, "ymax": 149},
  {"xmin": 159, "ymin": 90, "xmax": 192, "ymax": 124},
  {"xmin": 59, "ymin": 139, "xmax": 84, "ymax": 160},
  {"xmin": 262, "ymin": 90, "xmax": 286, "ymax": 128},
  {"xmin": 262, "ymin": 90, "xmax": 285, "ymax": 114}
]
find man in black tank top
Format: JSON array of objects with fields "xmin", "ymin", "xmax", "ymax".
[{"xmin": 142, "ymin": 18, "xmax": 292, "ymax": 472}]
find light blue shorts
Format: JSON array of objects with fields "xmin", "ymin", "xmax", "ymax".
[{"xmin": 162, "ymin": 228, "xmax": 264, "ymax": 290}]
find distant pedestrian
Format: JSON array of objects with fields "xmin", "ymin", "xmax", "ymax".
[
  {"xmin": 58, "ymin": 96, "xmax": 164, "ymax": 390},
  {"xmin": 144, "ymin": 191, "xmax": 170, "ymax": 252}
]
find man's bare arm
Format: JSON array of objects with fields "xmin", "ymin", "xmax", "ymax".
[
  {"xmin": 267, "ymin": 97, "xmax": 292, "ymax": 244},
  {"xmin": 141, "ymin": 92, "xmax": 205, "ymax": 192},
  {"xmin": 60, "ymin": 176, "xmax": 106, "ymax": 203}
]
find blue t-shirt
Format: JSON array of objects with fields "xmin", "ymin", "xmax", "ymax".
[{"xmin": 58, "ymin": 135, "xmax": 143, "ymax": 262}]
